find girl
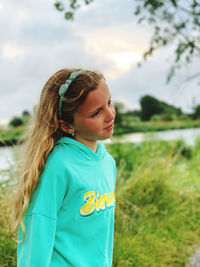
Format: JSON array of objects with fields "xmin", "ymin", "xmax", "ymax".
[{"xmin": 10, "ymin": 68, "xmax": 117, "ymax": 267}]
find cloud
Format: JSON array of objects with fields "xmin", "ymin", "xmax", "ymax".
[
  {"xmin": 0, "ymin": 0, "xmax": 199, "ymax": 122},
  {"xmin": 107, "ymin": 52, "xmax": 141, "ymax": 72},
  {"xmin": 0, "ymin": 119, "xmax": 9, "ymax": 127},
  {"xmin": 1, "ymin": 43, "xmax": 24, "ymax": 59},
  {"xmin": 114, "ymin": 96, "xmax": 140, "ymax": 111},
  {"xmin": 78, "ymin": 24, "xmax": 149, "ymax": 78}
]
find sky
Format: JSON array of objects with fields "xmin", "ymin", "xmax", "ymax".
[{"xmin": 0, "ymin": 0, "xmax": 200, "ymax": 125}]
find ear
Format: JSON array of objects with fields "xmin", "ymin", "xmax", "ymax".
[{"xmin": 58, "ymin": 120, "xmax": 74, "ymax": 134}]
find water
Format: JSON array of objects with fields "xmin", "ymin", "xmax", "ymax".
[
  {"xmin": 0, "ymin": 145, "xmax": 20, "ymax": 182},
  {"xmin": 0, "ymin": 146, "xmax": 17, "ymax": 170},
  {"xmin": 109, "ymin": 127, "xmax": 200, "ymax": 146}
]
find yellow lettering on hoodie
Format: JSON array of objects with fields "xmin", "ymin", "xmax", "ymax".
[
  {"xmin": 80, "ymin": 190, "xmax": 116, "ymax": 216},
  {"xmin": 80, "ymin": 190, "xmax": 96, "ymax": 216},
  {"xmin": 96, "ymin": 190, "xmax": 106, "ymax": 212}
]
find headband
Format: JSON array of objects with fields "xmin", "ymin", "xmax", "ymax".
[{"xmin": 58, "ymin": 70, "xmax": 84, "ymax": 119}]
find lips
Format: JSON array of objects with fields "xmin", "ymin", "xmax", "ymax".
[{"xmin": 104, "ymin": 123, "xmax": 114, "ymax": 130}]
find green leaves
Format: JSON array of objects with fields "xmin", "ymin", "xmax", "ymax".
[
  {"xmin": 54, "ymin": 2, "xmax": 64, "ymax": 11},
  {"xmin": 65, "ymin": 12, "xmax": 74, "ymax": 20},
  {"xmin": 54, "ymin": 0, "xmax": 94, "ymax": 20},
  {"xmin": 175, "ymin": 41, "xmax": 195, "ymax": 62},
  {"xmin": 53, "ymin": 0, "xmax": 200, "ymax": 83},
  {"xmin": 144, "ymin": 0, "xmax": 164, "ymax": 10},
  {"xmin": 134, "ymin": 0, "xmax": 200, "ymax": 82},
  {"xmin": 85, "ymin": 0, "xmax": 94, "ymax": 5},
  {"xmin": 174, "ymin": 21, "xmax": 186, "ymax": 31},
  {"xmin": 54, "ymin": 1, "xmax": 76, "ymax": 20},
  {"xmin": 170, "ymin": 0, "xmax": 177, "ymax": 7}
]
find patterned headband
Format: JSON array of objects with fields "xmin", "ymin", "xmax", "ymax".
[{"xmin": 58, "ymin": 70, "xmax": 84, "ymax": 119}]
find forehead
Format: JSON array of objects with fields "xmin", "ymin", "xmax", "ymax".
[{"xmin": 76, "ymin": 80, "xmax": 111, "ymax": 114}]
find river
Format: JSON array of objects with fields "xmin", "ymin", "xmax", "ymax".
[{"xmin": 108, "ymin": 127, "xmax": 200, "ymax": 146}]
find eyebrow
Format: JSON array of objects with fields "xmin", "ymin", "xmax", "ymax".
[{"xmin": 88, "ymin": 95, "xmax": 112, "ymax": 115}]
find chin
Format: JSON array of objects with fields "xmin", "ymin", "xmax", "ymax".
[{"xmin": 101, "ymin": 130, "xmax": 114, "ymax": 140}]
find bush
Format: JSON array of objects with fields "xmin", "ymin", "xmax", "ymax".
[
  {"xmin": 192, "ymin": 104, "xmax": 200, "ymax": 119},
  {"xmin": 150, "ymin": 114, "xmax": 162, "ymax": 122},
  {"xmin": 9, "ymin": 117, "xmax": 23, "ymax": 128}
]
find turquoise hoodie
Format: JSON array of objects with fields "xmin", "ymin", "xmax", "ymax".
[{"xmin": 17, "ymin": 137, "xmax": 116, "ymax": 267}]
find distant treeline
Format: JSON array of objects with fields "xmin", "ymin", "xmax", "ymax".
[
  {"xmin": 115, "ymin": 95, "xmax": 200, "ymax": 126},
  {"xmin": 4, "ymin": 94, "xmax": 200, "ymax": 130},
  {"xmin": 7, "ymin": 110, "xmax": 31, "ymax": 128}
]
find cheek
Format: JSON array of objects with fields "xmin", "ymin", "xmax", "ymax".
[
  {"xmin": 87, "ymin": 119, "xmax": 102, "ymax": 130},
  {"xmin": 80, "ymin": 118, "xmax": 101, "ymax": 131}
]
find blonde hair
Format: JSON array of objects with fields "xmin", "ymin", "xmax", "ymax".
[{"xmin": 10, "ymin": 68, "xmax": 104, "ymax": 243}]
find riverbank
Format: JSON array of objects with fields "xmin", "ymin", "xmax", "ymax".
[
  {"xmin": 0, "ymin": 120, "xmax": 200, "ymax": 146},
  {"xmin": 0, "ymin": 126, "xmax": 24, "ymax": 146},
  {"xmin": 1, "ymin": 139, "xmax": 200, "ymax": 266},
  {"xmin": 114, "ymin": 119, "xmax": 200, "ymax": 135}
]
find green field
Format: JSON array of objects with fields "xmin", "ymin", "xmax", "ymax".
[
  {"xmin": 114, "ymin": 119, "xmax": 200, "ymax": 135},
  {"xmin": 0, "ymin": 138, "xmax": 200, "ymax": 266}
]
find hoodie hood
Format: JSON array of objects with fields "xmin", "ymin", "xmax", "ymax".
[{"xmin": 55, "ymin": 137, "xmax": 106, "ymax": 161}]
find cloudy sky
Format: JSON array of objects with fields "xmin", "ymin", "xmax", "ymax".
[{"xmin": 0, "ymin": 0, "xmax": 200, "ymax": 125}]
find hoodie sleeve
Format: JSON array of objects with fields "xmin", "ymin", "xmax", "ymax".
[
  {"xmin": 17, "ymin": 213, "xmax": 56, "ymax": 267},
  {"xmin": 17, "ymin": 149, "xmax": 69, "ymax": 267}
]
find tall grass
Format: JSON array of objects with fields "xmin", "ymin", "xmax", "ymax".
[
  {"xmin": 0, "ymin": 138, "xmax": 200, "ymax": 266},
  {"xmin": 0, "ymin": 172, "xmax": 17, "ymax": 267},
  {"xmin": 107, "ymin": 139, "xmax": 200, "ymax": 266}
]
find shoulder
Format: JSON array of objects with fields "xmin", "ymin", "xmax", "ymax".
[
  {"xmin": 37, "ymin": 143, "xmax": 72, "ymax": 190},
  {"xmin": 102, "ymin": 143, "xmax": 116, "ymax": 173},
  {"xmin": 40, "ymin": 142, "xmax": 72, "ymax": 182},
  {"xmin": 104, "ymin": 144, "xmax": 116, "ymax": 164},
  {"xmin": 43, "ymin": 142, "xmax": 74, "ymax": 173}
]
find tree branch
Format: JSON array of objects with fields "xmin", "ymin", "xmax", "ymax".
[{"xmin": 184, "ymin": 71, "xmax": 200, "ymax": 82}]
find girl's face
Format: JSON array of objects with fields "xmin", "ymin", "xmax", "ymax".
[{"xmin": 72, "ymin": 79, "xmax": 115, "ymax": 151}]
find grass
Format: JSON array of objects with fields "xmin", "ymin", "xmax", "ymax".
[
  {"xmin": 0, "ymin": 138, "xmax": 200, "ymax": 266},
  {"xmin": 0, "ymin": 173, "xmax": 17, "ymax": 267},
  {"xmin": 114, "ymin": 119, "xmax": 200, "ymax": 135},
  {"xmin": 106, "ymin": 139, "xmax": 200, "ymax": 266},
  {"xmin": 0, "ymin": 126, "xmax": 25, "ymax": 146}
]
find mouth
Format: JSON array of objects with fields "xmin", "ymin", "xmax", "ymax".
[{"xmin": 104, "ymin": 123, "xmax": 114, "ymax": 130}]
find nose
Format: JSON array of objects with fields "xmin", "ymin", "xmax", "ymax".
[{"xmin": 105, "ymin": 106, "xmax": 115, "ymax": 122}]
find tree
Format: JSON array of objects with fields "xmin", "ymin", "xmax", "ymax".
[
  {"xmin": 9, "ymin": 117, "xmax": 24, "ymax": 128},
  {"xmin": 22, "ymin": 110, "xmax": 30, "ymax": 117},
  {"xmin": 54, "ymin": 0, "xmax": 200, "ymax": 83},
  {"xmin": 192, "ymin": 104, "xmax": 200, "ymax": 119},
  {"xmin": 133, "ymin": 0, "xmax": 200, "ymax": 83},
  {"xmin": 113, "ymin": 102, "xmax": 125, "ymax": 126},
  {"xmin": 8, "ymin": 110, "xmax": 31, "ymax": 128},
  {"xmin": 22, "ymin": 110, "xmax": 31, "ymax": 125},
  {"xmin": 140, "ymin": 95, "xmax": 183, "ymax": 121},
  {"xmin": 140, "ymin": 95, "xmax": 163, "ymax": 121}
]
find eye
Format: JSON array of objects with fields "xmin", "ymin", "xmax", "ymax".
[
  {"xmin": 91, "ymin": 110, "xmax": 100, "ymax": 117},
  {"xmin": 108, "ymin": 98, "xmax": 112, "ymax": 105}
]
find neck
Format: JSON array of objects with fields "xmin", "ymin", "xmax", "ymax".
[{"xmin": 74, "ymin": 135, "xmax": 97, "ymax": 153}]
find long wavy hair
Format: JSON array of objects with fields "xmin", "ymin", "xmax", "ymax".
[{"xmin": 10, "ymin": 68, "xmax": 104, "ymax": 243}]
